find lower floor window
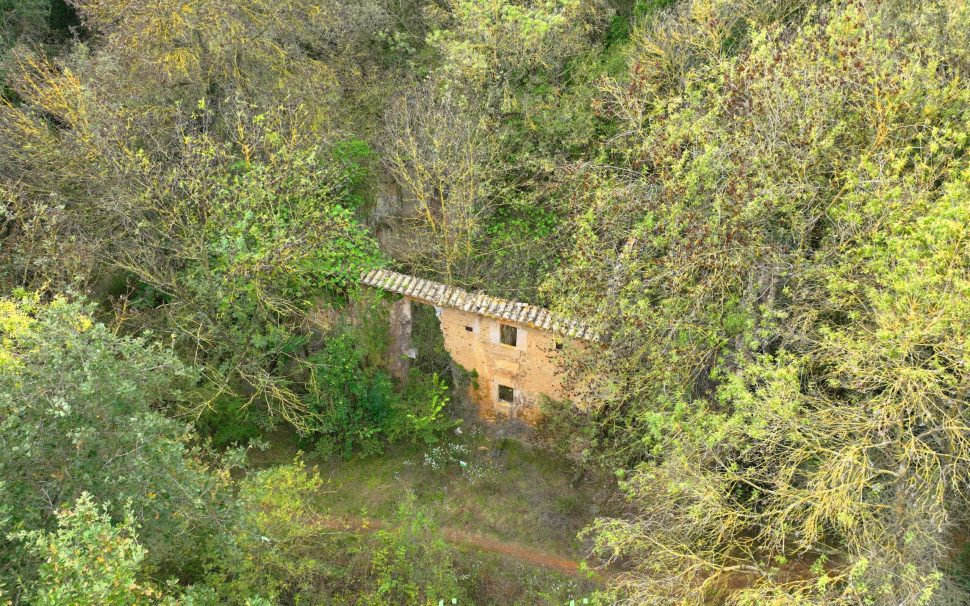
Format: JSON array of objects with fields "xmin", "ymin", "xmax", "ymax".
[{"xmin": 498, "ymin": 384, "xmax": 515, "ymax": 403}]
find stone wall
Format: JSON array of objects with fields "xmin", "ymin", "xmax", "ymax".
[
  {"xmin": 384, "ymin": 297, "xmax": 415, "ymax": 381},
  {"xmin": 435, "ymin": 305, "xmax": 582, "ymax": 424}
]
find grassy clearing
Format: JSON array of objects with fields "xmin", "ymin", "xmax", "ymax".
[
  {"xmin": 247, "ymin": 422, "xmax": 613, "ymax": 604},
  {"xmin": 454, "ymin": 549, "xmax": 596, "ymax": 606}
]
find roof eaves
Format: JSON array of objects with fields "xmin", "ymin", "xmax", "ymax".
[{"xmin": 360, "ymin": 269, "xmax": 599, "ymax": 342}]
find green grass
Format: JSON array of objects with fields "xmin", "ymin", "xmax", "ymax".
[
  {"xmin": 455, "ymin": 549, "xmax": 598, "ymax": 606},
  {"xmin": 247, "ymin": 423, "xmax": 611, "ymax": 604}
]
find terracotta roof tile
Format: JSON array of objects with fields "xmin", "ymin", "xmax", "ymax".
[{"xmin": 360, "ymin": 269, "xmax": 598, "ymax": 342}]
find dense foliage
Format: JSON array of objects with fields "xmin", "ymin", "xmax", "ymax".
[
  {"xmin": 212, "ymin": 459, "xmax": 462, "ymax": 605},
  {"xmin": 0, "ymin": 295, "xmax": 240, "ymax": 594},
  {"xmin": 305, "ymin": 329, "xmax": 453, "ymax": 457},
  {"xmin": 0, "ymin": 295, "xmax": 466, "ymax": 603},
  {"xmin": 0, "ymin": 0, "xmax": 967, "ymax": 604},
  {"xmin": 547, "ymin": 2, "xmax": 970, "ymax": 604},
  {"xmin": 15, "ymin": 494, "xmax": 177, "ymax": 606}
]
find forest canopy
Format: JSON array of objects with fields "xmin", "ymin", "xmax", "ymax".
[{"xmin": 0, "ymin": 0, "xmax": 968, "ymax": 605}]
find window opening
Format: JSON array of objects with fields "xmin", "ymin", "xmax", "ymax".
[
  {"xmin": 500, "ymin": 324, "xmax": 517, "ymax": 346},
  {"xmin": 498, "ymin": 385, "xmax": 515, "ymax": 403}
]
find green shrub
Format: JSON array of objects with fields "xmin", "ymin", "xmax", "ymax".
[
  {"xmin": 216, "ymin": 458, "xmax": 357, "ymax": 605},
  {"xmin": 360, "ymin": 494, "xmax": 462, "ymax": 606},
  {"xmin": 410, "ymin": 302, "xmax": 452, "ymax": 379},
  {"xmin": 330, "ymin": 139, "xmax": 376, "ymax": 211},
  {"xmin": 397, "ymin": 370, "xmax": 458, "ymax": 445},
  {"xmin": 196, "ymin": 395, "xmax": 263, "ymax": 449},
  {"xmin": 306, "ymin": 326, "xmax": 458, "ymax": 458},
  {"xmin": 215, "ymin": 462, "xmax": 462, "ymax": 605},
  {"xmin": 533, "ymin": 397, "xmax": 595, "ymax": 465},
  {"xmin": 14, "ymin": 494, "xmax": 163, "ymax": 606},
  {"xmin": 0, "ymin": 295, "xmax": 241, "ymax": 590},
  {"xmin": 305, "ymin": 332, "xmax": 398, "ymax": 458}
]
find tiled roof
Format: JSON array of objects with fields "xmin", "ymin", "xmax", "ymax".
[{"xmin": 360, "ymin": 269, "xmax": 599, "ymax": 342}]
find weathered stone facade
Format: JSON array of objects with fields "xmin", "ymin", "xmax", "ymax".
[
  {"xmin": 435, "ymin": 305, "xmax": 585, "ymax": 422},
  {"xmin": 361, "ymin": 269, "xmax": 594, "ymax": 423}
]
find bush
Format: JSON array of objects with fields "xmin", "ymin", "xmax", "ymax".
[
  {"xmin": 196, "ymin": 395, "xmax": 263, "ymax": 448},
  {"xmin": 214, "ymin": 461, "xmax": 462, "ymax": 605},
  {"xmin": 359, "ymin": 494, "xmax": 463, "ymax": 606},
  {"xmin": 305, "ymin": 332, "xmax": 398, "ymax": 458},
  {"xmin": 533, "ymin": 396, "xmax": 594, "ymax": 465},
  {"xmin": 216, "ymin": 458, "xmax": 353, "ymax": 605},
  {"xmin": 14, "ymin": 494, "xmax": 166, "ymax": 606},
  {"xmin": 397, "ymin": 370, "xmax": 458, "ymax": 445},
  {"xmin": 0, "ymin": 295, "xmax": 240, "ymax": 591},
  {"xmin": 305, "ymin": 326, "xmax": 457, "ymax": 458}
]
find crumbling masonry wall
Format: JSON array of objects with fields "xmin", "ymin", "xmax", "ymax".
[
  {"xmin": 360, "ymin": 269, "xmax": 595, "ymax": 424},
  {"xmin": 435, "ymin": 306, "xmax": 581, "ymax": 424}
]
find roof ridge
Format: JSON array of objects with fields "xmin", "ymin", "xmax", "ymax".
[{"xmin": 360, "ymin": 269, "xmax": 598, "ymax": 342}]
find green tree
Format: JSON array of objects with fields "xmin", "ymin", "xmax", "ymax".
[
  {"xmin": 14, "ymin": 494, "xmax": 176, "ymax": 606},
  {"xmin": 382, "ymin": 84, "xmax": 502, "ymax": 285},
  {"xmin": 305, "ymin": 331, "xmax": 399, "ymax": 457},
  {"xmin": 428, "ymin": 0, "xmax": 611, "ymax": 88},
  {"xmin": 211, "ymin": 458, "xmax": 343, "ymax": 605},
  {"xmin": 69, "ymin": 0, "xmax": 396, "ymax": 128},
  {"xmin": 115, "ymin": 111, "xmax": 383, "ymax": 429},
  {"xmin": 0, "ymin": 294, "xmax": 240, "ymax": 596},
  {"xmin": 548, "ymin": 1, "xmax": 970, "ymax": 604},
  {"xmin": 0, "ymin": 49, "xmax": 383, "ymax": 429},
  {"xmin": 304, "ymin": 326, "xmax": 454, "ymax": 457},
  {"xmin": 212, "ymin": 460, "xmax": 462, "ymax": 605}
]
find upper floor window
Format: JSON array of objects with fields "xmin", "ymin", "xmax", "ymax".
[{"xmin": 500, "ymin": 324, "xmax": 517, "ymax": 347}]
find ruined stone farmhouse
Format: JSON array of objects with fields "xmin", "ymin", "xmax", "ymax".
[{"xmin": 361, "ymin": 269, "xmax": 597, "ymax": 423}]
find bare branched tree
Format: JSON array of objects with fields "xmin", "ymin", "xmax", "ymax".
[{"xmin": 381, "ymin": 82, "xmax": 502, "ymax": 285}]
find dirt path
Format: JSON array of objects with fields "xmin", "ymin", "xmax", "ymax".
[{"xmin": 314, "ymin": 515, "xmax": 590, "ymax": 576}]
